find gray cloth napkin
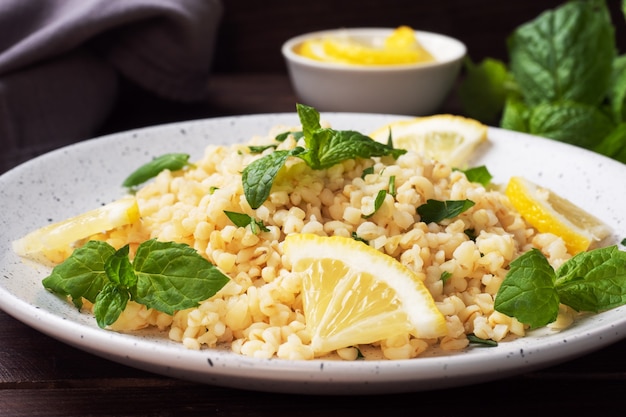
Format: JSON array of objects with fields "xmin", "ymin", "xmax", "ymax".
[{"xmin": 0, "ymin": 0, "xmax": 223, "ymax": 173}]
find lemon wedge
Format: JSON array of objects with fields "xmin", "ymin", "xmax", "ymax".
[
  {"xmin": 369, "ymin": 114, "xmax": 488, "ymax": 168},
  {"xmin": 12, "ymin": 197, "xmax": 140, "ymax": 261},
  {"xmin": 284, "ymin": 233, "xmax": 447, "ymax": 354},
  {"xmin": 505, "ymin": 176, "xmax": 611, "ymax": 254}
]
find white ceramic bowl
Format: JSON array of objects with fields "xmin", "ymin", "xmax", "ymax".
[{"xmin": 282, "ymin": 28, "xmax": 466, "ymax": 115}]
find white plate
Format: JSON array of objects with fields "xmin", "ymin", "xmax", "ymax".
[{"xmin": 1, "ymin": 113, "xmax": 625, "ymax": 395}]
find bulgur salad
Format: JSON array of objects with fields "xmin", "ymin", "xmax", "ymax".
[{"xmin": 12, "ymin": 105, "xmax": 626, "ymax": 361}]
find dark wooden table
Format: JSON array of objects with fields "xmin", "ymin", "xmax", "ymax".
[{"xmin": 2, "ymin": 73, "xmax": 625, "ymax": 416}]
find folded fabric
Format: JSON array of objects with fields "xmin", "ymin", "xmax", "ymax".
[{"xmin": 0, "ymin": 0, "xmax": 223, "ymax": 173}]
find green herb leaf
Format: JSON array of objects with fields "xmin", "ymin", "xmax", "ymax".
[
  {"xmin": 459, "ymin": 165, "xmax": 492, "ymax": 186},
  {"xmin": 388, "ymin": 175, "xmax": 397, "ymax": 197},
  {"xmin": 242, "ymin": 149, "xmax": 301, "ymax": 209},
  {"xmin": 122, "ymin": 153, "xmax": 190, "ymax": 188},
  {"xmin": 440, "ymin": 271, "xmax": 452, "ymax": 283},
  {"xmin": 362, "ymin": 189, "xmax": 387, "ymax": 219},
  {"xmin": 351, "ymin": 232, "xmax": 368, "ymax": 245},
  {"xmin": 275, "ymin": 131, "xmax": 304, "ymax": 142},
  {"xmin": 528, "ymin": 101, "xmax": 615, "ymax": 149},
  {"xmin": 459, "ymin": 57, "xmax": 517, "ymax": 124},
  {"xmin": 508, "ymin": 0, "xmax": 615, "ymax": 107},
  {"xmin": 361, "ymin": 166, "xmax": 375, "ymax": 179},
  {"xmin": 555, "ymin": 246, "xmax": 626, "ymax": 312},
  {"xmin": 93, "ymin": 283, "xmax": 130, "ymax": 328},
  {"xmin": 296, "ymin": 104, "xmax": 406, "ymax": 170},
  {"xmin": 494, "ymin": 249, "xmax": 560, "ymax": 329},
  {"xmin": 593, "ymin": 123, "xmax": 626, "ymax": 164},
  {"xmin": 467, "ymin": 333, "xmax": 498, "ymax": 347},
  {"xmin": 42, "ymin": 240, "xmax": 116, "ymax": 309},
  {"xmin": 459, "ymin": 1, "xmax": 626, "ymax": 164},
  {"xmin": 464, "ymin": 228, "xmax": 477, "ymax": 241},
  {"xmin": 495, "ymin": 245, "xmax": 626, "ymax": 329},
  {"xmin": 609, "ymin": 55, "xmax": 626, "ymax": 122},
  {"xmin": 224, "ymin": 211, "xmax": 269, "ymax": 234},
  {"xmin": 500, "ymin": 97, "xmax": 531, "ymax": 132},
  {"xmin": 417, "ymin": 199, "xmax": 475, "ymax": 224},
  {"xmin": 248, "ymin": 144, "xmax": 277, "ymax": 154},
  {"xmin": 104, "ymin": 245, "xmax": 137, "ymax": 288},
  {"xmin": 42, "ymin": 239, "xmax": 230, "ymax": 328},
  {"xmin": 131, "ymin": 240, "xmax": 230, "ymax": 315}
]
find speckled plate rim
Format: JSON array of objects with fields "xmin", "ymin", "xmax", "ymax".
[{"xmin": 1, "ymin": 113, "xmax": 625, "ymax": 395}]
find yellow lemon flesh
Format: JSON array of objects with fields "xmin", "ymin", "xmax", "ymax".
[
  {"xmin": 12, "ymin": 197, "xmax": 140, "ymax": 262},
  {"xmin": 369, "ymin": 114, "xmax": 488, "ymax": 168},
  {"xmin": 297, "ymin": 26, "xmax": 434, "ymax": 66},
  {"xmin": 284, "ymin": 233, "xmax": 447, "ymax": 355},
  {"xmin": 505, "ymin": 176, "xmax": 611, "ymax": 254}
]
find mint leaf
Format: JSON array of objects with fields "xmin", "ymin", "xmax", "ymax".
[
  {"xmin": 122, "ymin": 153, "xmax": 190, "ymax": 188},
  {"xmin": 242, "ymin": 149, "xmax": 301, "ymax": 209},
  {"xmin": 593, "ymin": 123, "xmax": 626, "ymax": 163},
  {"xmin": 459, "ymin": 57, "xmax": 516, "ymax": 124},
  {"xmin": 417, "ymin": 199, "xmax": 475, "ymax": 224},
  {"xmin": 93, "ymin": 283, "xmax": 130, "ymax": 328},
  {"xmin": 132, "ymin": 240, "xmax": 230, "ymax": 315},
  {"xmin": 42, "ymin": 240, "xmax": 116, "ymax": 309},
  {"xmin": 528, "ymin": 101, "xmax": 615, "ymax": 149},
  {"xmin": 104, "ymin": 245, "xmax": 137, "ymax": 287},
  {"xmin": 42, "ymin": 239, "xmax": 230, "ymax": 328},
  {"xmin": 555, "ymin": 246, "xmax": 626, "ymax": 312},
  {"xmin": 507, "ymin": 0, "xmax": 615, "ymax": 107},
  {"xmin": 224, "ymin": 210, "xmax": 269, "ymax": 234},
  {"xmin": 495, "ymin": 245, "xmax": 626, "ymax": 329},
  {"xmin": 459, "ymin": 165, "xmax": 492, "ymax": 186},
  {"xmin": 500, "ymin": 97, "xmax": 531, "ymax": 132},
  {"xmin": 494, "ymin": 249, "xmax": 560, "ymax": 329},
  {"xmin": 275, "ymin": 131, "xmax": 304, "ymax": 142},
  {"xmin": 299, "ymin": 128, "xmax": 406, "ymax": 170},
  {"xmin": 248, "ymin": 144, "xmax": 277, "ymax": 154},
  {"xmin": 361, "ymin": 166, "xmax": 375, "ymax": 179},
  {"xmin": 609, "ymin": 55, "xmax": 626, "ymax": 122}
]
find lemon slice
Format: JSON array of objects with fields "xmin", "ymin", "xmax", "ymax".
[
  {"xmin": 284, "ymin": 233, "xmax": 447, "ymax": 354},
  {"xmin": 505, "ymin": 176, "xmax": 611, "ymax": 254},
  {"xmin": 12, "ymin": 197, "xmax": 140, "ymax": 260},
  {"xmin": 370, "ymin": 115, "xmax": 488, "ymax": 168}
]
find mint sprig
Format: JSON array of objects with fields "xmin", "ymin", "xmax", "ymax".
[
  {"xmin": 242, "ymin": 104, "xmax": 406, "ymax": 209},
  {"xmin": 459, "ymin": 1, "xmax": 626, "ymax": 163},
  {"xmin": 494, "ymin": 246, "xmax": 626, "ymax": 328},
  {"xmin": 43, "ymin": 239, "xmax": 230, "ymax": 328}
]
